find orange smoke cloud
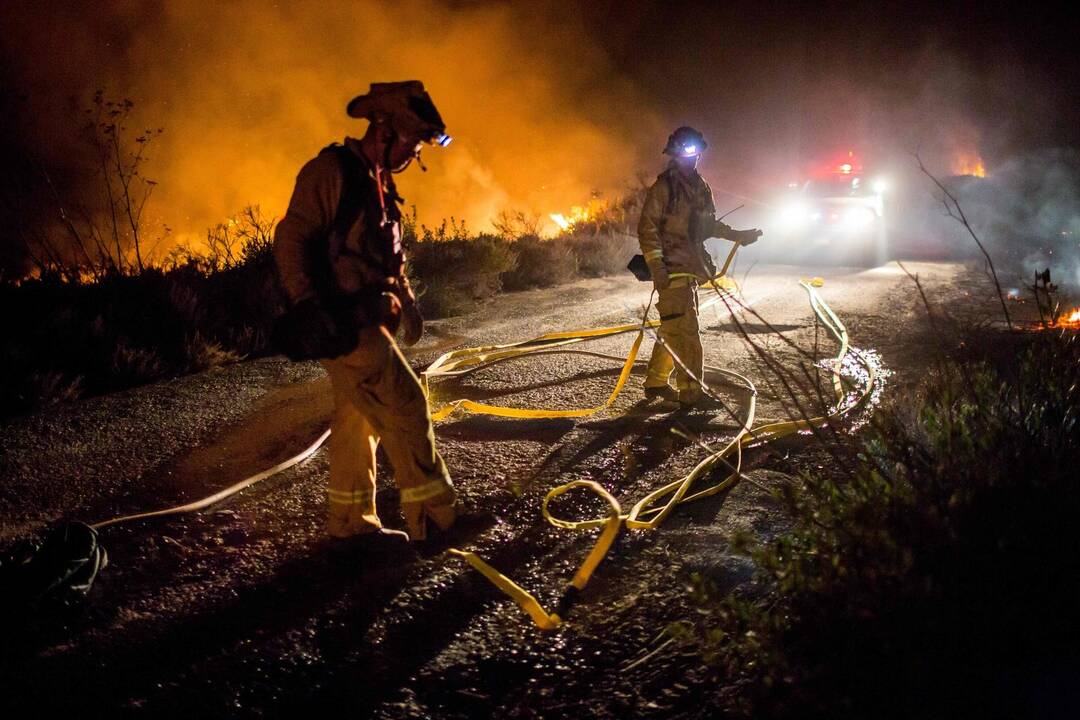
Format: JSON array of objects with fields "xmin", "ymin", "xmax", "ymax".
[{"xmin": 3, "ymin": 1, "xmax": 662, "ymax": 250}]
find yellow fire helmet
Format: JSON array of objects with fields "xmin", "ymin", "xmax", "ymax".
[{"xmin": 347, "ymin": 81, "xmax": 451, "ymax": 147}]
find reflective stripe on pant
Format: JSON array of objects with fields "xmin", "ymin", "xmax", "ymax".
[
  {"xmin": 644, "ymin": 281, "xmax": 702, "ymax": 403},
  {"xmin": 321, "ymin": 325, "xmax": 456, "ymax": 540}
]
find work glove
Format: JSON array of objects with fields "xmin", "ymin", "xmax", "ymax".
[
  {"xmin": 272, "ymin": 296, "xmax": 358, "ymax": 361},
  {"xmin": 651, "ymin": 264, "xmax": 671, "ymax": 291},
  {"xmin": 704, "ymin": 254, "xmax": 718, "ymax": 279},
  {"xmin": 396, "ymin": 277, "xmax": 424, "ymax": 347},
  {"xmin": 732, "ymin": 228, "xmax": 763, "ymax": 246},
  {"xmin": 378, "ymin": 291, "xmax": 403, "ymax": 335}
]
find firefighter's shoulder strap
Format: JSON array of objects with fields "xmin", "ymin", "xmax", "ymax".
[
  {"xmin": 319, "ymin": 143, "xmax": 370, "ymax": 253},
  {"xmin": 658, "ymin": 167, "xmax": 679, "ymax": 215}
]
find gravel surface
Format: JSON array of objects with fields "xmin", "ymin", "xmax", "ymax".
[{"xmin": 1, "ymin": 262, "xmax": 990, "ymax": 717}]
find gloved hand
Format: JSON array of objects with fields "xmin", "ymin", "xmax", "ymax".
[
  {"xmin": 651, "ymin": 264, "xmax": 671, "ymax": 291},
  {"xmin": 378, "ymin": 291, "xmax": 403, "ymax": 335},
  {"xmin": 400, "ymin": 299, "xmax": 423, "ymax": 346},
  {"xmin": 733, "ymin": 228, "xmax": 763, "ymax": 246},
  {"xmin": 272, "ymin": 296, "xmax": 358, "ymax": 361},
  {"xmin": 396, "ymin": 277, "xmax": 424, "ymax": 347}
]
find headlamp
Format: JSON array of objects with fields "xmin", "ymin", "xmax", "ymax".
[
  {"xmin": 681, "ymin": 144, "xmax": 699, "ymax": 157},
  {"xmin": 434, "ymin": 132, "xmax": 452, "ymax": 147}
]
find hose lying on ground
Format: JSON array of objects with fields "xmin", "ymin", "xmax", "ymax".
[
  {"xmin": 424, "ymin": 264, "xmax": 877, "ymax": 629},
  {"xmin": 0, "ymin": 428, "xmax": 332, "ymax": 608},
  {"xmin": 3, "ymin": 244, "xmax": 875, "ymax": 623}
]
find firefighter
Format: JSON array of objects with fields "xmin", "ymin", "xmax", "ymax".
[
  {"xmin": 638, "ymin": 126, "xmax": 762, "ymax": 408},
  {"xmin": 273, "ymin": 81, "xmax": 456, "ymax": 544}
]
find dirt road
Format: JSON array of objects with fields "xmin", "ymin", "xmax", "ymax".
[{"xmin": 0, "ymin": 261, "xmax": 983, "ymax": 718}]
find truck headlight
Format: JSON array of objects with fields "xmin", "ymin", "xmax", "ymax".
[
  {"xmin": 841, "ymin": 207, "xmax": 876, "ymax": 232},
  {"xmin": 777, "ymin": 201, "xmax": 810, "ymax": 231}
]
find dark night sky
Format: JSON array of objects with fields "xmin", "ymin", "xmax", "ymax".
[{"xmin": 581, "ymin": 0, "xmax": 1080, "ymax": 158}]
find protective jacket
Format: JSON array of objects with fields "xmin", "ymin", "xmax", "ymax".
[
  {"xmin": 274, "ymin": 137, "xmax": 408, "ymax": 307},
  {"xmin": 637, "ymin": 162, "xmax": 736, "ymax": 283}
]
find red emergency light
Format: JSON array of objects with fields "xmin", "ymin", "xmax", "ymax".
[{"xmin": 807, "ymin": 150, "xmax": 865, "ymax": 179}]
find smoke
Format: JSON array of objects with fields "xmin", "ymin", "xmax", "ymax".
[
  {"xmin": 1, "ymin": 0, "xmax": 662, "ymax": 259},
  {"xmin": 935, "ymin": 150, "xmax": 1080, "ymax": 289},
  {"xmin": 2, "ymin": 1, "xmax": 1076, "ymax": 281}
]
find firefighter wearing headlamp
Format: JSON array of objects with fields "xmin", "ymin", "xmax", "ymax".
[
  {"xmin": 273, "ymin": 81, "xmax": 456, "ymax": 544},
  {"xmin": 638, "ymin": 126, "xmax": 762, "ymax": 408}
]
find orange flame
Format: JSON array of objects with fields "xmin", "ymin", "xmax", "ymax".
[
  {"xmin": 952, "ymin": 152, "xmax": 986, "ymax": 178},
  {"xmin": 547, "ymin": 197, "xmax": 610, "ymax": 234}
]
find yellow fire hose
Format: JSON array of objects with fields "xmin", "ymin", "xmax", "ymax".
[
  {"xmin": 425, "ymin": 245, "xmax": 878, "ymax": 630},
  {"xmin": 89, "ymin": 428, "xmax": 332, "ymax": 531}
]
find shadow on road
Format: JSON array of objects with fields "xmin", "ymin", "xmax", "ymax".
[{"xmin": 705, "ymin": 321, "xmax": 803, "ymax": 334}]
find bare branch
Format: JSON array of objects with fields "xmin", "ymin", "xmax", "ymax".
[{"xmin": 914, "ymin": 152, "xmax": 1012, "ymax": 330}]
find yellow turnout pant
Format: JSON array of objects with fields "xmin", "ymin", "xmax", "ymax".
[
  {"xmin": 644, "ymin": 280, "xmax": 702, "ymax": 403},
  {"xmin": 320, "ymin": 326, "xmax": 456, "ymax": 540}
]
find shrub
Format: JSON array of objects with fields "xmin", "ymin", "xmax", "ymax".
[
  {"xmin": 407, "ymin": 233, "xmax": 517, "ymax": 318},
  {"xmin": 24, "ymin": 372, "xmax": 84, "ymax": 406},
  {"xmin": 110, "ymin": 341, "xmax": 165, "ymax": 386},
  {"xmin": 501, "ymin": 235, "xmax": 579, "ymax": 290},
  {"xmin": 685, "ymin": 332, "xmax": 1080, "ymax": 718},
  {"xmin": 571, "ymin": 228, "xmax": 637, "ymax": 277}
]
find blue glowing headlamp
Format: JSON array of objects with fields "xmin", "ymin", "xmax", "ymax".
[
  {"xmin": 680, "ymin": 143, "xmax": 699, "ymax": 157},
  {"xmin": 433, "ymin": 132, "xmax": 452, "ymax": 147}
]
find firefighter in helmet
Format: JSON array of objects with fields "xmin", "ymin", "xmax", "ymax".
[
  {"xmin": 273, "ymin": 81, "xmax": 456, "ymax": 545},
  {"xmin": 638, "ymin": 126, "xmax": 762, "ymax": 408}
]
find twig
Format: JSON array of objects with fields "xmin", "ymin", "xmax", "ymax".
[
  {"xmin": 914, "ymin": 152, "xmax": 1012, "ymax": 330},
  {"xmin": 621, "ymin": 636, "xmax": 676, "ymax": 673}
]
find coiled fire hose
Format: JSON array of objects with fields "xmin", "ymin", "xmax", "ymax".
[{"xmin": 419, "ymin": 244, "xmax": 878, "ymax": 629}]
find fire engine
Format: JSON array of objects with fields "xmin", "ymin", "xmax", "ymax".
[{"xmin": 769, "ymin": 151, "xmax": 888, "ymax": 266}]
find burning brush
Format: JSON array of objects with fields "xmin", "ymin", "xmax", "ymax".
[
  {"xmin": 1059, "ymin": 307, "xmax": 1080, "ymax": 329},
  {"xmin": 1028, "ymin": 267, "xmax": 1080, "ymax": 330}
]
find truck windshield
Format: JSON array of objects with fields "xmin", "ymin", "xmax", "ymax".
[{"xmin": 804, "ymin": 176, "xmax": 872, "ymax": 198}]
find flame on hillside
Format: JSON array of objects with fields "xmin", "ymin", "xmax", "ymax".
[
  {"xmin": 952, "ymin": 152, "xmax": 986, "ymax": 177},
  {"xmin": 548, "ymin": 197, "xmax": 610, "ymax": 234}
]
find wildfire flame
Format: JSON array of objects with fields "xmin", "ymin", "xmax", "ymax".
[
  {"xmin": 548, "ymin": 197, "xmax": 610, "ymax": 234},
  {"xmin": 549, "ymin": 213, "xmax": 572, "ymax": 231},
  {"xmin": 1038, "ymin": 307, "xmax": 1080, "ymax": 331},
  {"xmin": 952, "ymin": 152, "xmax": 986, "ymax": 178}
]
